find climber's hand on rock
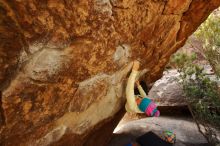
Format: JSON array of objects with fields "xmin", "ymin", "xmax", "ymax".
[{"xmin": 136, "ymin": 80, "xmax": 140, "ymax": 86}]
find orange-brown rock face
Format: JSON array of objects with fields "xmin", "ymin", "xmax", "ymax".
[{"xmin": 0, "ymin": 0, "xmax": 219, "ymax": 146}]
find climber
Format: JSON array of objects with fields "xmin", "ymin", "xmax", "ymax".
[{"xmin": 125, "ymin": 61, "xmax": 160, "ymax": 117}]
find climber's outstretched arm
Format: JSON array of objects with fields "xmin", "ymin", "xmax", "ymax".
[
  {"xmin": 135, "ymin": 68, "xmax": 148, "ymax": 81},
  {"xmin": 136, "ymin": 81, "xmax": 147, "ymax": 98},
  {"xmin": 125, "ymin": 61, "xmax": 143, "ymax": 113}
]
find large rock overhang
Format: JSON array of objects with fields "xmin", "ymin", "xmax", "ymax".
[{"xmin": 0, "ymin": 0, "xmax": 219, "ymax": 145}]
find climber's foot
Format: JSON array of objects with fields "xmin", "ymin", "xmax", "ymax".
[{"xmin": 133, "ymin": 60, "xmax": 140, "ymax": 71}]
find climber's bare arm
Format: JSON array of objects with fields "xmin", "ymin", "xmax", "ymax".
[
  {"xmin": 125, "ymin": 61, "xmax": 143, "ymax": 113},
  {"xmin": 135, "ymin": 68, "xmax": 148, "ymax": 81},
  {"xmin": 136, "ymin": 81, "xmax": 147, "ymax": 98}
]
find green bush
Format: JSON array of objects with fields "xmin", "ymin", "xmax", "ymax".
[
  {"xmin": 195, "ymin": 8, "xmax": 220, "ymax": 77},
  {"xmin": 171, "ymin": 52, "xmax": 220, "ymax": 145}
]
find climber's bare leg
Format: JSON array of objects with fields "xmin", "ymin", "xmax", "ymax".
[
  {"xmin": 135, "ymin": 68, "xmax": 149, "ymax": 98},
  {"xmin": 136, "ymin": 81, "xmax": 147, "ymax": 98},
  {"xmin": 125, "ymin": 61, "xmax": 143, "ymax": 113}
]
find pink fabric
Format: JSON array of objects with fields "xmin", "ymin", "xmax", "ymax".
[
  {"xmin": 154, "ymin": 110, "xmax": 160, "ymax": 117},
  {"xmin": 145, "ymin": 103, "xmax": 156, "ymax": 116}
]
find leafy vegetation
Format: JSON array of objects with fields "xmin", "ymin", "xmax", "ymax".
[
  {"xmin": 195, "ymin": 8, "xmax": 220, "ymax": 77},
  {"xmin": 170, "ymin": 52, "xmax": 220, "ymax": 145},
  {"xmin": 168, "ymin": 8, "xmax": 220, "ymax": 145}
]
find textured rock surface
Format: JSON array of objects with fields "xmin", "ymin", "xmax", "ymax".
[
  {"xmin": 148, "ymin": 68, "xmax": 220, "ymax": 107},
  {"xmin": 108, "ymin": 116, "xmax": 208, "ymax": 146},
  {"xmin": 148, "ymin": 69, "xmax": 186, "ymax": 106},
  {"xmin": 0, "ymin": 0, "xmax": 220, "ymax": 146}
]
